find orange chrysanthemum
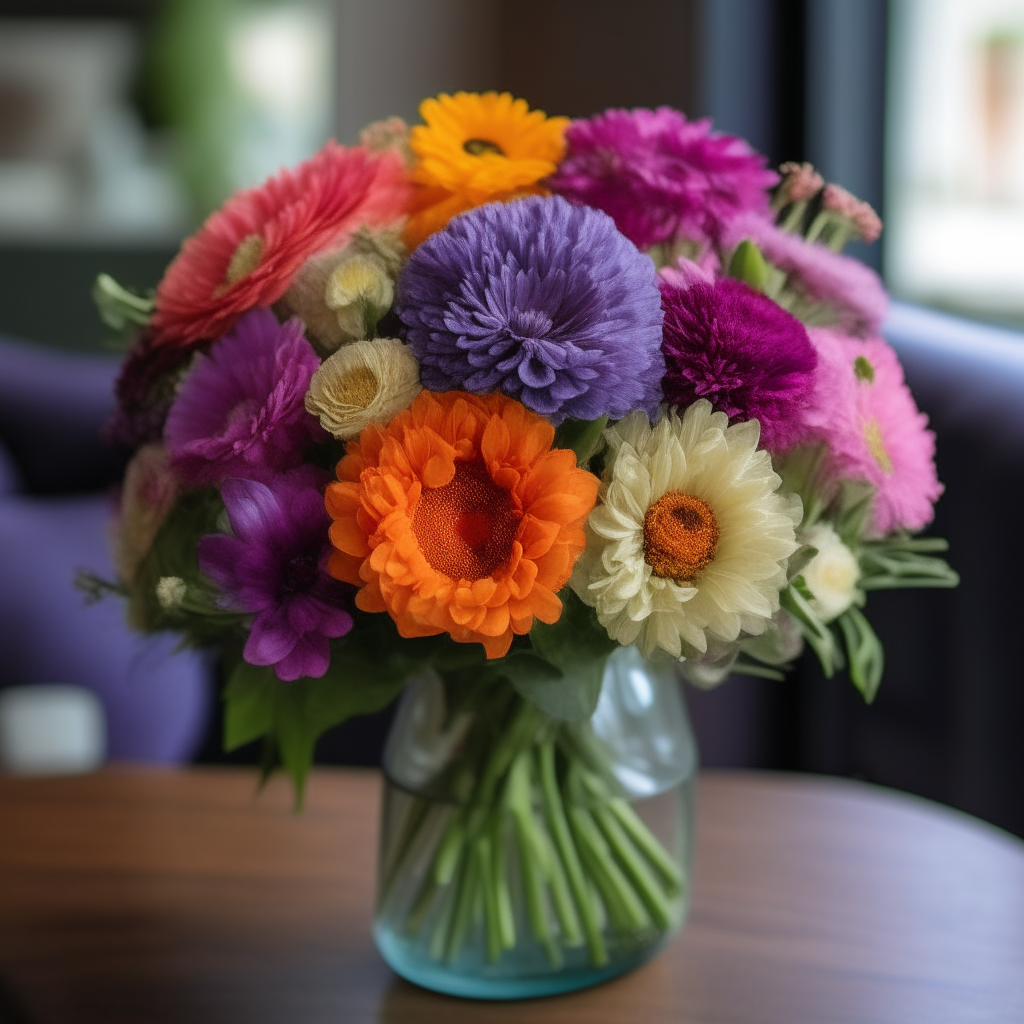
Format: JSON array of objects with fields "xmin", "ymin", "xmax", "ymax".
[
  {"xmin": 403, "ymin": 92, "xmax": 569, "ymax": 249},
  {"xmin": 325, "ymin": 390, "xmax": 598, "ymax": 659}
]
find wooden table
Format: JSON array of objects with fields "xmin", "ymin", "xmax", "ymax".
[{"xmin": 1, "ymin": 769, "xmax": 1022, "ymax": 1024}]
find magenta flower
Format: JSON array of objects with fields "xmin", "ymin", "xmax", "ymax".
[
  {"xmin": 197, "ymin": 466, "xmax": 354, "ymax": 681},
  {"xmin": 799, "ymin": 329, "xmax": 943, "ymax": 536},
  {"xmin": 721, "ymin": 213, "xmax": 888, "ymax": 336},
  {"xmin": 164, "ymin": 308, "xmax": 323, "ymax": 485},
  {"xmin": 659, "ymin": 268, "xmax": 817, "ymax": 451},
  {"xmin": 548, "ymin": 107, "xmax": 778, "ymax": 249}
]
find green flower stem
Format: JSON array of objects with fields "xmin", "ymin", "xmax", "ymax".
[
  {"xmin": 380, "ymin": 795, "xmax": 432, "ymax": 903},
  {"xmin": 489, "ymin": 813, "xmax": 516, "ymax": 951},
  {"xmin": 779, "ymin": 200, "xmax": 807, "ymax": 232},
  {"xmin": 593, "ymin": 804, "xmax": 672, "ymax": 929},
  {"xmin": 568, "ymin": 802, "xmax": 650, "ymax": 933},
  {"xmin": 433, "ymin": 812, "xmax": 466, "ymax": 886},
  {"xmin": 538, "ymin": 742, "xmax": 608, "ymax": 966},
  {"xmin": 442, "ymin": 847, "xmax": 480, "ymax": 963},
  {"xmin": 476, "ymin": 834, "xmax": 504, "ymax": 963},
  {"xmin": 507, "ymin": 753, "xmax": 559, "ymax": 962},
  {"xmin": 534, "ymin": 818, "xmax": 582, "ymax": 949},
  {"xmin": 608, "ymin": 797, "xmax": 684, "ymax": 893},
  {"xmin": 427, "ymin": 854, "xmax": 462, "ymax": 960}
]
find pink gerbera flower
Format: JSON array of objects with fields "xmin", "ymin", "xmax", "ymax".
[
  {"xmin": 151, "ymin": 143, "xmax": 411, "ymax": 348},
  {"xmin": 800, "ymin": 329, "xmax": 943, "ymax": 536}
]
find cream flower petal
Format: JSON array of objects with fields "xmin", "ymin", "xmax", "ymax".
[{"xmin": 570, "ymin": 399, "xmax": 800, "ymax": 660}]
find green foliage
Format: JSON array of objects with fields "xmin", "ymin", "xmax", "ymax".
[
  {"xmin": 223, "ymin": 610, "xmax": 491, "ymax": 806},
  {"xmin": 836, "ymin": 606, "xmax": 884, "ymax": 703},
  {"xmin": 130, "ymin": 487, "xmax": 243, "ymax": 643},
  {"xmin": 858, "ymin": 534, "xmax": 959, "ymax": 591},
  {"xmin": 510, "ymin": 589, "xmax": 620, "ymax": 722},
  {"xmin": 553, "ymin": 416, "xmax": 608, "ymax": 470},
  {"xmin": 92, "ymin": 273, "xmax": 155, "ymax": 349},
  {"xmin": 727, "ymin": 238, "xmax": 771, "ymax": 294},
  {"xmin": 781, "ymin": 577, "xmax": 844, "ymax": 678}
]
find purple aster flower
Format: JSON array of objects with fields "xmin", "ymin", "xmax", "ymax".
[
  {"xmin": 164, "ymin": 308, "xmax": 323, "ymax": 485},
  {"xmin": 197, "ymin": 466, "xmax": 354, "ymax": 682},
  {"xmin": 547, "ymin": 108, "xmax": 778, "ymax": 250},
  {"xmin": 721, "ymin": 213, "xmax": 888, "ymax": 336},
  {"xmin": 396, "ymin": 195, "xmax": 665, "ymax": 422},
  {"xmin": 660, "ymin": 269, "xmax": 817, "ymax": 452}
]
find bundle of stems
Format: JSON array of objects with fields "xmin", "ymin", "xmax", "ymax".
[{"xmin": 378, "ymin": 691, "xmax": 685, "ymax": 968}]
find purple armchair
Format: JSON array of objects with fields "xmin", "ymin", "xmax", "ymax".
[{"xmin": 0, "ymin": 336, "xmax": 209, "ymax": 764}]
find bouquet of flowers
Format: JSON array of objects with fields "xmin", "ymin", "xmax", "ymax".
[{"xmin": 88, "ymin": 92, "xmax": 957, "ymax": 994}]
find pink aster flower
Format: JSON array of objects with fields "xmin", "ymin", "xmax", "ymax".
[
  {"xmin": 777, "ymin": 161, "xmax": 824, "ymax": 204},
  {"xmin": 722, "ymin": 213, "xmax": 888, "ymax": 336},
  {"xmin": 822, "ymin": 184, "xmax": 882, "ymax": 244},
  {"xmin": 164, "ymin": 308, "xmax": 323, "ymax": 486},
  {"xmin": 548, "ymin": 107, "xmax": 778, "ymax": 249},
  {"xmin": 198, "ymin": 466, "xmax": 353, "ymax": 681},
  {"xmin": 151, "ymin": 142, "xmax": 411, "ymax": 349},
  {"xmin": 799, "ymin": 329, "xmax": 942, "ymax": 536}
]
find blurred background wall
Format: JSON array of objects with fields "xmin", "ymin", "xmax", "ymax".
[{"xmin": 0, "ymin": 1, "xmax": 1021, "ymax": 836}]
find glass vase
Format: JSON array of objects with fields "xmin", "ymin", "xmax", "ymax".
[{"xmin": 372, "ymin": 645, "xmax": 698, "ymax": 1000}]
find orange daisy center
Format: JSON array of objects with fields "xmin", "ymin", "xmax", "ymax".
[
  {"xmin": 412, "ymin": 461, "xmax": 522, "ymax": 581},
  {"xmin": 643, "ymin": 491, "xmax": 720, "ymax": 582}
]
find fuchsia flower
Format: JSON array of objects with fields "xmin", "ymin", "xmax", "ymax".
[
  {"xmin": 659, "ymin": 265, "xmax": 817, "ymax": 452},
  {"xmin": 548, "ymin": 107, "xmax": 777, "ymax": 249},
  {"xmin": 722, "ymin": 213, "xmax": 888, "ymax": 336},
  {"xmin": 164, "ymin": 308, "xmax": 323, "ymax": 486},
  {"xmin": 198, "ymin": 466, "xmax": 354, "ymax": 682},
  {"xmin": 800, "ymin": 329, "xmax": 942, "ymax": 536}
]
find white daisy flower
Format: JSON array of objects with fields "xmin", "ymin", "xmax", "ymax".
[
  {"xmin": 799, "ymin": 522, "xmax": 860, "ymax": 622},
  {"xmin": 304, "ymin": 337, "xmax": 421, "ymax": 440},
  {"xmin": 570, "ymin": 400, "xmax": 802, "ymax": 659}
]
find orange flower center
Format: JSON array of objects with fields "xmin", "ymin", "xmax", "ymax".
[
  {"xmin": 643, "ymin": 491, "xmax": 720, "ymax": 582},
  {"xmin": 412, "ymin": 461, "xmax": 521, "ymax": 581},
  {"xmin": 463, "ymin": 138, "xmax": 505, "ymax": 157}
]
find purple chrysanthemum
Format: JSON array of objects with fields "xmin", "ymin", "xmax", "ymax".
[
  {"xmin": 660, "ymin": 270, "xmax": 817, "ymax": 451},
  {"xmin": 547, "ymin": 107, "xmax": 778, "ymax": 250},
  {"xmin": 197, "ymin": 466, "xmax": 354, "ymax": 682},
  {"xmin": 164, "ymin": 308, "xmax": 323, "ymax": 485},
  {"xmin": 396, "ymin": 195, "xmax": 665, "ymax": 422}
]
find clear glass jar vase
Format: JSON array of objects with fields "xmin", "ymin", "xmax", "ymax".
[{"xmin": 373, "ymin": 645, "xmax": 698, "ymax": 999}]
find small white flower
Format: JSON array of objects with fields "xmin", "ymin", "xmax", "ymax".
[
  {"xmin": 799, "ymin": 522, "xmax": 860, "ymax": 622},
  {"xmin": 156, "ymin": 576, "xmax": 187, "ymax": 611},
  {"xmin": 305, "ymin": 337, "xmax": 421, "ymax": 440},
  {"xmin": 570, "ymin": 400, "xmax": 801, "ymax": 660}
]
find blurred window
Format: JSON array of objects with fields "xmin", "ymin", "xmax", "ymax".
[{"xmin": 887, "ymin": 0, "xmax": 1024, "ymax": 324}]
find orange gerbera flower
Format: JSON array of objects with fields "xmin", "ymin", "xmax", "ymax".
[
  {"xmin": 325, "ymin": 390, "xmax": 598, "ymax": 658},
  {"xmin": 403, "ymin": 92, "xmax": 569, "ymax": 249}
]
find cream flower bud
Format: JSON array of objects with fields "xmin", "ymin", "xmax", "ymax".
[
  {"xmin": 275, "ymin": 227, "xmax": 406, "ymax": 354},
  {"xmin": 799, "ymin": 522, "xmax": 861, "ymax": 622},
  {"xmin": 156, "ymin": 575, "xmax": 187, "ymax": 611}
]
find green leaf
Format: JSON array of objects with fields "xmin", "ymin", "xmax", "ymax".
[
  {"xmin": 519, "ymin": 589, "xmax": 619, "ymax": 721},
  {"xmin": 223, "ymin": 660, "xmax": 277, "ymax": 750},
  {"xmin": 730, "ymin": 656, "xmax": 787, "ymax": 681},
  {"xmin": 834, "ymin": 481, "xmax": 876, "ymax": 546},
  {"xmin": 727, "ymin": 239, "xmax": 770, "ymax": 293},
  {"xmin": 780, "ymin": 579, "xmax": 843, "ymax": 677},
  {"xmin": 837, "ymin": 606, "xmax": 884, "ymax": 703},
  {"xmin": 92, "ymin": 272, "xmax": 155, "ymax": 328},
  {"xmin": 553, "ymin": 416, "xmax": 608, "ymax": 469},
  {"xmin": 786, "ymin": 544, "xmax": 818, "ymax": 582}
]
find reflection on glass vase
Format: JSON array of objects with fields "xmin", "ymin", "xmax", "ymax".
[{"xmin": 373, "ymin": 645, "xmax": 698, "ymax": 1000}]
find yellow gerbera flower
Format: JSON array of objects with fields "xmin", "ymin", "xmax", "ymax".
[{"xmin": 403, "ymin": 91, "xmax": 569, "ymax": 248}]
